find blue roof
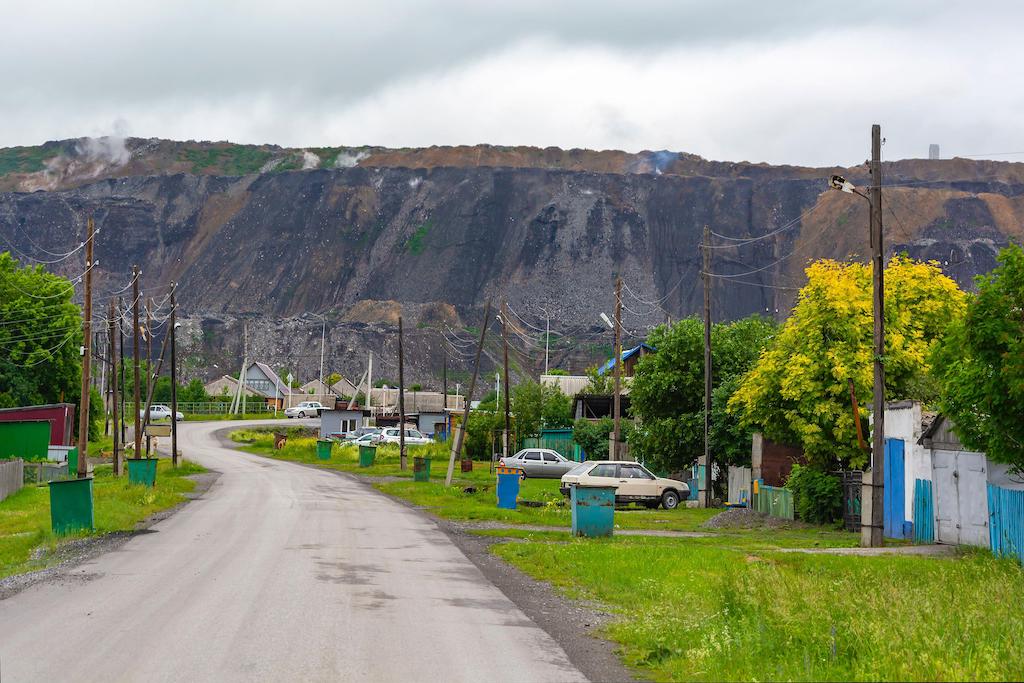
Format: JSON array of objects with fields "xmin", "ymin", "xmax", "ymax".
[{"xmin": 597, "ymin": 343, "xmax": 655, "ymax": 375}]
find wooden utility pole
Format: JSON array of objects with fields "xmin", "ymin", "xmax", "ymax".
[
  {"xmin": 501, "ymin": 302, "xmax": 512, "ymax": 459},
  {"xmin": 170, "ymin": 286, "xmax": 179, "ymax": 467},
  {"xmin": 703, "ymin": 226, "xmax": 713, "ymax": 507},
  {"xmin": 132, "ymin": 266, "xmax": 142, "ymax": 460},
  {"xmin": 241, "ymin": 323, "xmax": 248, "ymax": 416},
  {"xmin": 76, "ymin": 217, "xmax": 95, "ymax": 478},
  {"xmin": 118, "ymin": 296, "xmax": 126, "ymax": 451},
  {"xmin": 145, "ymin": 297, "xmax": 153, "ymax": 457},
  {"xmin": 105, "ymin": 304, "xmax": 113, "ymax": 437},
  {"xmin": 612, "ymin": 276, "xmax": 622, "ymax": 460},
  {"xmin": 109, "ymin": 300, "xmax": 121, "ymax": 476},
  {"xmin": 445, "ymin": 299, "xmax": 491, "ymax": 486},
  {"xmin": 864, "ymin": 124, "xmax": 886, "ymax": 548},
  {"xmin": 397, "ymin": 315, "xmax": 407, "ymax": 470}
]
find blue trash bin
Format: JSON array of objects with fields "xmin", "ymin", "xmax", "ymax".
[
  {"xmin": 571, "ymin": 484, "xmax": 615, "ymax": 537},
  {"xmin": 496, "ymin": 466, "xmax": 522, "ymax": 510}
]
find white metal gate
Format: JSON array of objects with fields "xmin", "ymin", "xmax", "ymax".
[{"xmin": 932, "ymin": 449, "xmax": 990, "ymax": 547}]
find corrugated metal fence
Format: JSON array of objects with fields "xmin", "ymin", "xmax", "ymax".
[
  {"xmin": 913, "ymin": 478, "xmax": 935, "ymax": 544},
  {"xmin": 988, "ymin": 484, "xmax": 1024, "ymax": 563},
  {"xmin": 752, "ymin": 479, "xmax": 794, "ymax": 520},
  {"xmin": 0, "ymin": 458, "xmax": 24, "ymax": 502}
]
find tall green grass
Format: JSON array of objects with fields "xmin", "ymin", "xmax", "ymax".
[{"xmin": 494, "ymin": 537, "xmax": 1024, "ymax": 681}]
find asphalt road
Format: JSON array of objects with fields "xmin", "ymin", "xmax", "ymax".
[{"xmin": 0, "ymin": 420, "xmax": 587, "ymax": 682}]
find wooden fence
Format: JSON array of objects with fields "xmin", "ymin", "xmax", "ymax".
[
  {"xmin": 752, "ymin": 479, "xmax": 794, "ymax": 520},
  {"xmin": 988, "ymin": 484, "xmax": 1024, "ymax": 563},
  {"xmin": 0, "ymin": 458, "xmax": 24, "ymax": 502}
]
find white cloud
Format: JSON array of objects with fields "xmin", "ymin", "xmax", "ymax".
[{"xmin": 1, "ymin": 1, "xmax": 1022, "ymax": 166}]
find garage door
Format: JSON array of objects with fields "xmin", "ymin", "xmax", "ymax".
[{"xmin": 932, "ymin": 449, "xmax": 989, "ymax": 547}]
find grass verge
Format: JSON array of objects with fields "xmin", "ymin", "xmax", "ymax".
[
  {"xmin": 0, "ymin": 459, "xmax": 206, "ymax": 579},
  {"xmin": 492, "ymin": 536, "xmax": 1024, "ymax": 681}
]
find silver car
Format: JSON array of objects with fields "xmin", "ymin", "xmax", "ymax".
[{"xmin": 499, "ymin": 448, "xmax": 576, "ymax": 479}]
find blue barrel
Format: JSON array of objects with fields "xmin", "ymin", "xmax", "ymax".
[
  {"xmin": 496, "ymin": 466, "xmax": 521, "ymax": 510},
  {"xmin": 571, "ymin": 484, "xmax": 615, "ymax": 537}
]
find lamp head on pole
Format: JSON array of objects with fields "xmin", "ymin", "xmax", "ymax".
[
  {"xmin": 829, "ymin": 174, "xmax": 856, "ymax": 194},
  {"xmin": 599, "ymin": 312, "xmax": 614, "ymax": 330}
]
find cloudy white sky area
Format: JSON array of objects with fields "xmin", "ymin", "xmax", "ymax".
[{"xmin": 3, "ymin": 1, "xmax": 1023, "ymax": 166}]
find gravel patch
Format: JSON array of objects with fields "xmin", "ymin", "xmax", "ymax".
[{"xmin": 702, "ymin": 507, "xmax": 811, "ymax": 530}]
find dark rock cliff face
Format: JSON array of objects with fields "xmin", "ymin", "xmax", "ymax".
[{"xmin": 1, "ymin": 158, "xmax": 1021, "ymax": 386}]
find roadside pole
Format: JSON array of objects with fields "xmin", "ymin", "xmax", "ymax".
[
  {"xmin": 398, "ymin": 315, "xmax": 406, "ymax": 470},
  {"xmin": 145, "ymin": 297, "xmax": 153, "ymax": 457},
  {"xmin": 109, "ymin": 300, "xmax": 121, "ymax": 476},
  {"xmin": 703, "ymin": 226, "xmax": 713, "ymax": 507},
  {"xmin": 170, "ymin": 286, "xmax": 179, "ymax": 467},
  {"xmin": 612, "ymin": 276, "xmax": 622, "ymax": 460},
  {"xmin": 105, "ymin": 301, "xmax": 113, "ymax": 437},
  {"xmin": 445, "ymin": 299, "xmax": 491, "ymax": 486},
  {"xmin": 864, "ymin": 124, "xmax": 886, "ymax": 548},
  {"xmin": 132, "ymin": 266, "xmax": 142, "ymax": 460},
  {"xmin": 76, "ymin": 217, "xmax": 95, "ymax": 478},
  {"xmin": 442, "ymin": 352, "xmax": 448, "ymax": 433},
  {"xmin": 118, "ymin": 295, "xmax": 126, "ymax": 457},
  {"xmin": 501, "ymin": 302, "xmax": 511, "ymax": 459}
]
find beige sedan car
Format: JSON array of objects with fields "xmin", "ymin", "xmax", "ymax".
[{"xmin": 560, "ymin": 460, "xmax": 689, "ymax": 510}]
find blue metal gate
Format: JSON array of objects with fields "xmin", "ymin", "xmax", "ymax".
[
  {"xmin": 913, "ymin": 478, "xmax": 935, "ymax": 544},
  {"xmin": 884, "ymin": 438, "xmax": 909, "ymax": 539}
]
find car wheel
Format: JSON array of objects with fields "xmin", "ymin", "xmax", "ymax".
[{"xmin": 661, "ymin": 490, "xmax": 681, "ymax": 510}]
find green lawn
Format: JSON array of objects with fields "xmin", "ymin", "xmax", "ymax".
[
  {"xmin": 493, "ymin": 537, "xmax": 1024, "ymax": 681},
  {"xmin": 0, "ymin": 459, "xmax": 205, "ymax": 579}
]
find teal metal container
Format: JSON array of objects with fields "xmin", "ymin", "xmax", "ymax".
[
  {"xmin": 316, "ymin": 439, "xmax": 333, "ymax": 460},
  {"xmin": 496, "ymin": 466, "xmax": 521, "ymax": 509},
  {"xmin": 127, "ymin": 458, "xmax": 158, "ymax": 487},
  {"xmin": 66, "ymin": 447, "xmax": 80, "ymax": 477},
  {"xmin": 571, "ymin": 484, "xmax": 615, "ymax": 537},
  {"xmin": 48, "ymin": 477, "xmax": 95, "ymax": 534},
  {"xmin": 413, "ymin": 456, "xmax": 432, "ymax": 482},
  {"xmin": 358, "ymin": 445, "xmax": 377, "ymax": 468}
]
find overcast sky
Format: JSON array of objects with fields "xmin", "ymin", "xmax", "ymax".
[{"xmin": 3, "ymin": 1, "xmax": 1022, "ymax": 166}]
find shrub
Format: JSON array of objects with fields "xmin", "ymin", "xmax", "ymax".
[{"xmin": 785, "ymin": 464, "xmax": 842, "ymax": 524}]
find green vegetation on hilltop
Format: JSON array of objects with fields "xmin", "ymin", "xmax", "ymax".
[
  {"xmin": 180, "ymin": 146, "xmax": 273, "ymax": 175},
  {"xmin": 0, "ymin": 145, "xmax": 61, "ymax": 175}
]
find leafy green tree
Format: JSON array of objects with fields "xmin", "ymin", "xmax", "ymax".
[
  {"xmin": 628, "ymin": 316, "xmax": 778, "ymax": 472},
  {"xmin": 546, "ymin": 368, "xmax": 568, "ymax": 376},
  {"xmin": 583, "ymin": 365, "xmax": 613, "ymax": 394},
  {"xmin": 512, "ymin": 380, "xmax": 572, "ymax": 437},
  {"xmin": 573, "ymin": 417, "xmax": 633, "ymax": 460},
  {"xmin": 931, "ymin": 244, "xmax": 1024, "ymax": 466},
  {"xmin": 464, "ymin": 409, "xmax": 503, "ymax": 458},
  {"xmin": 179, "ymin": 378, "xmax": 210, "ymax": 403},
  {"xmin": 0, "ymin": 253, "xmax": 82, "ymax": 409},
  {"xmin": 326, "ymin": 372, "xmax": 342, "ymax": 387},
  {"xmin": 730, "ymin": 257, "xmax": 966, "ymax": 470}
]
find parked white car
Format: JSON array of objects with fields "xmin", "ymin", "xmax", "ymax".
[
  {"xmin": 141, "ymin": 404, "xmax": 183, "ymax": 421},
  {"xmin": 285, "ymin": 401, "xmax": 327, "ymax": 418},
  {"xmin": 375, "ymin": 427, "xmax": 432, "ymax": 445},
  {"xmin": 352, "ymin": 433, "xmax": 379, "ymax": 447},
  {"xmin": 559, "ymin": 460, "xmax": 689, "ymax": 509},
  {"xmin": 499, "ymin": 448, "xmax": 576, "ymax": 479}
]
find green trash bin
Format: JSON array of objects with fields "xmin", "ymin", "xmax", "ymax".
[
  {"xmin": 127, "ymin": 458, "xmax": 158, "ymax": 487},
  {"xmin": 66, "ymin": 447, "xmax": 79, "ymax": 477},
  {"xmin": 571, "ymin": 484, "xmax": 615, "ymax": 537},
  {"xmin": 358, "ymin": 445, "xmax": 377, "ymax": 468},
  {"xmin": 49, "ymin": 477, "xmax": 95, "ymax": 534},
  {"xmin": 316, "ymin": 439, "xmax": 333, "ymax": 460},
  {"xmin": 413, "ymin": 456, "xmax": 432, "ymax": 482}
]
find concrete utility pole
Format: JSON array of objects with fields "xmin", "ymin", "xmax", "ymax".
[
  {"xmin": 501, "ymin": 302, "xmax": 512, "ymax": 459},
  {"xmin": 109, "ymin": 300, "xmax": 121, "ymax": 476},
  {"xmin": 132, "ymin": 266, "xmax": 142, "ymax": 460},
  {"xmin": 542, "ymin": 307, "xmax": 550, "ymax": 375},
  {"xmin": 612, "ymin": 276, "xmax": 623, "ymax": 461},
  {"xmin": 865, "ymin": 124, "xmax": 886, "ymax": 548},
  {"xmin": 367, "ymin": 352, "xmax": 373, "ymax": 416},
  {"xmin": 442, "ymin": 351, "xmax": 448, "ymax": 426},
  {"xmin": 702, "ymin": 226, "xmax": 713, "ymax": 507},
  {"xmin": 241, "ymin": 323, "xmax": 248, "ymax": 416},
  {"xmin": 445, "ymin": 299, "xmax": 491, "ymax": 486},
  {"xmin": 319, "ymin": 315, "xmax": 326, "ymax": 391},
  {"xmin": 145, "ymin": 297, "xmax": 153, "ymax": 457},
  {"xmin": 398, "ymin": 315, "xmax": 407, "ymax": 470},
  {"xmin": 76, "ymin": 217, "xmax": 95, "ymax": 478},
  {"xmin": 170, "ymin": 286, "xmax": 179, "ymax": 467},
  {"xmin": 105, "ymin": 301, "xmax": 114, "ymax": 437}
]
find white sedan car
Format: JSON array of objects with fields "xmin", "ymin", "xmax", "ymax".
[
  {"xmin": 560, "ymin": 460, "xmax": 689, "ymax": 510},
  {"xmin": 284, "ymin": 401, "xmax": 327, "ymax": 418},
  {"xmin": 375, "ymin": 427, "xmax": 432, "ymax": 445},
  {"xmin": 141, "ymin": 404, "xmax": 183, "ymax": 421}
]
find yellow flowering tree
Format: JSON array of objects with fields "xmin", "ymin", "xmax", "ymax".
[{"xmin": 729, "ymin": 256, "xmax": 965, "ymax": 469}]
